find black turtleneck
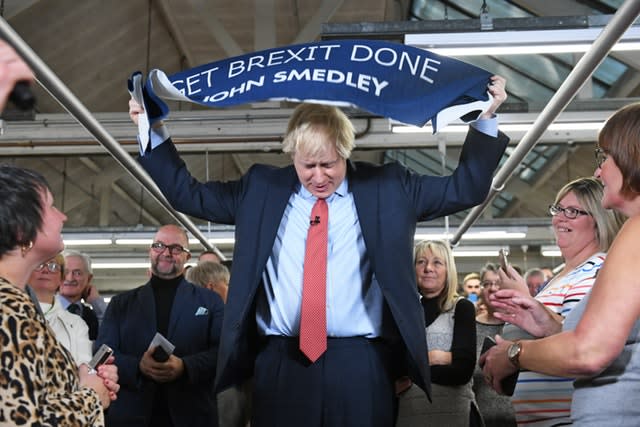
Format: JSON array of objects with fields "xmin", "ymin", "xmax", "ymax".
[
  {"xmin": 421, "ymin": 296, "xmax": 477, "ymax": 386},
  {"xmin": 150, "ymin": 274, "xmax": 182, "ymax": 336}
]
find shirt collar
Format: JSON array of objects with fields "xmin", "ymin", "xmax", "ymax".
[{"xmin": 298, "ymin": 178, "xmax": 349, "ymax": 202}]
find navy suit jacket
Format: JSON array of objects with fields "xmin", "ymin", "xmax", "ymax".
[
  {"xmin": 96, "ymin": 278, "xmax": 224, "ymax": 427},
  {"xmin": 139, "ymin": 126, "xmax": 509, "ymax": 397}
]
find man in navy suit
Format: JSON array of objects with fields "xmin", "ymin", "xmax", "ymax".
[
  {"xmin": 96, "ymin": 224, "xmax": 224, "ymax": 427},
  {"xmin": 129, "ymin": 75, "xmax": 509, "ymax": 426}
]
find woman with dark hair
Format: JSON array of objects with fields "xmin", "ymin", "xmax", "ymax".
[
  {"xmin": 481, "ymin": 103, "xmax": 640, "ymax": 426},
  {"xmin": 0, "ymin": 164, "xmax": 119, "ymax": 426}
]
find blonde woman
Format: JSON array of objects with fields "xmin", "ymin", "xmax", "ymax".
[{"xmin": 397, "ymin": 240, "xmax": 478, "ymax": 427}]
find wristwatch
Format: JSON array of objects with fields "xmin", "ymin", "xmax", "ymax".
[{"xmin": 507, "ymin": 341, "xmax": 522, "ymax": 368}]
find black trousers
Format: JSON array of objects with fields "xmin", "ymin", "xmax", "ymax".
[{"xmin": 251, "ymin": 336, "xmax": 398, "ymax": 427}]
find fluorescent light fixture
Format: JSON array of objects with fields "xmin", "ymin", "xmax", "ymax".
[
  {"xmin": 92, "ymin": 261, "xmax": 150, "ymax": 269},
  {"xmin": 405, "ymin": 26, "xmax": 640, "ymax": 56},
  {"xmin": 188, "ymin": 237, "xmax": 235, "ymax": 245},
  {"xmin": 114, "ymin": 238, "xmax": 154, "ymax": 245},
  {"xmin": 93, "ymin": 260, "xmax": 200, "ymax": 271},
  {"xmin": 414, "ymin": 232, "xmax": 453, "ymax": 240},
  {"xmin": 63, "ymin": 239, "xmax": 112, "ymax": 246},
  {"xmin": 461, "ymin": 230, "xmax": 526, "ymax": 240},
  {"xmin": 452, "ymin": 246, "xmax": 506, "ymax": 257},
  {"xmin": 541, "ymin": 245, "xmax": 562, "ymax": 257},
  {"xmin": 414, "ymin": 226, "xmax": 526, "ymax": 242}
]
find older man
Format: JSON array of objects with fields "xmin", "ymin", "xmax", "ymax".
[
  {"xmin": 96, "ymin": 224, "xmax": 224, "ymax": 427},
  {"xmin": 58, "ymin": 250, "xmax": 105, "ymax": 340}
]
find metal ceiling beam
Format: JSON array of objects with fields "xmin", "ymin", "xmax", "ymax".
[
  {"xmin": 254, "ymin": 0, "xmax": 276, "ymax": 50},
  {"xmin": 321, "ymin": 14, "xmax": 618, "ymax": 41},
  {"xmin": 156, "ymin": 0, "xmax": 197, "ymax": 68},
  {"xmin": 78, "ymin": 157, "xmax": 163, "ymax": 226},
  {"xmin": 1, "ymin": 108, "xmax": 627, "ymax": 156},
  {"xmin": 188, "ymin": 0, "xmax": 244, "ymax": 57},
  {"xmin": 293, "ymin": 0, "xmax": 344, "ymax": 44}
]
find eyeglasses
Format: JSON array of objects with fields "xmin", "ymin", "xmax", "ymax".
[
  {"xmin": 595, "ymin": 147, "xmax": 609, "ymax": 168},
  {"xmin": 150, "ymin": 242, "xmax": 190, "ymax": 255},
  {"xmin": 481, "ymin": 280, "xmax": 500, "ymax": 289},
  {"xmin": 549, "ymin": 204, "xmax": 590, "ymax": 219},
  {"xmin": 35, "ymin": 262, "xmax": 61, "ymax": 273}
]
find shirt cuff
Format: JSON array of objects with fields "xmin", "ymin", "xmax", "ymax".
[
  {"xmin": 138, "ymin": 125, "xmax": 170, "ymax": 156},
  {"xmin": 470, "ymin": 115, "xmax": 498, "ymax": 138}
]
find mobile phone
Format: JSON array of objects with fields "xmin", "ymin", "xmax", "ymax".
[
  {"xmin": 88, "ymin": 344, "xmax": 113, "ymax": 372},
  {"xmin": 481, "ymin": 336, "xmax": 497, "ymax": 355},
  {"xmin": 498, "ymin": 248, "xmax": 509, "ymax": 271},
  {"xmin": 152, "ymin": 346, "xmax": 170, "ymax": 362}
]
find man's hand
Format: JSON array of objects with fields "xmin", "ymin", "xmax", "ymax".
[
  {"xmin": 129, "ymin": 97, "xmax": 163, "ymax": 129},
  {"xmin": 129, "ymin": 98, "xmax": 144, "ymax": 126},
  {"xmin": 83, "ymin": 284, "xmax": 101, "ymax": 303},
  {"xmin": 139, "ymin": 347, "xmax": 184, "ymax": 383},
  {"xmin": 480, "ymin": 75, "xmax": 507, "ymax": 119},
  {"xmin": 0, "ymin": 40, "xmax": 35, "ymax": 110}
]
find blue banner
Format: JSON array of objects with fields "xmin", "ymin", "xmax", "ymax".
[{"xmin": 132, "ymin": 40, "xmax": 493, "ymax": 134}]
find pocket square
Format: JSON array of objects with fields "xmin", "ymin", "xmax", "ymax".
[{"xmin": 195, "ymin": 307, "xmax": 209, "ymax": 316}]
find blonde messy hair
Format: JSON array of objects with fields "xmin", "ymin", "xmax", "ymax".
[{"xmin": 282, "ymin": 103, "xmax": 355, "ymax": 159}]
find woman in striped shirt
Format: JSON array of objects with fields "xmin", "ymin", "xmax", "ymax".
[{"xmin": 489, "ymin": 177, "xmax": 624, "ymax": 426}]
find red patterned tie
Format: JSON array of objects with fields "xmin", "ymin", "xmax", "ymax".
[{"xmin": 299, "ymin": 198, "xmax": 328, "ymax": 362}]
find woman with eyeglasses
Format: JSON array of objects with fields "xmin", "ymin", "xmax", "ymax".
[
  {"xmin": 28, "ymin": 253, "xmax": 93, "ymax": 365},
  {"xmin": 397, "ymin": 240, "xmax": 479, "ymax": 427},
  {"xmin": 0, "ymin": 164, "xmax": 119, "ymax": 426},
  {"xmin": 483, "ymin": 177, "xmax": 624, "ymax": 426},
  {"xmin": 480, "ymin": 103, "xmax": 640, "ymax": 426}
]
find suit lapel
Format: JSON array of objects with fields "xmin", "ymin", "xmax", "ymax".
[
  {"xmin": 251, "ymin": 167, "xmax": 299, "ymax": 284},
  {"xmin": 349, "ymin": 162, "xmax": 379, "ymax": 266}
]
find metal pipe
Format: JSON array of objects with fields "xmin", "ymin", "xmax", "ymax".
[
  {"xmin": 451, "ymin": 0, "xmax": 640, "ymax": 245},
  {"xmin": 0, "ymin": 16, "xmax": 225, "ymax": 260}
]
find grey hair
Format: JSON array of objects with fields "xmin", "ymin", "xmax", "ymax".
[{"xmin": 62, "ymin": 249, "xmax": 93, "ymax": 274}]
